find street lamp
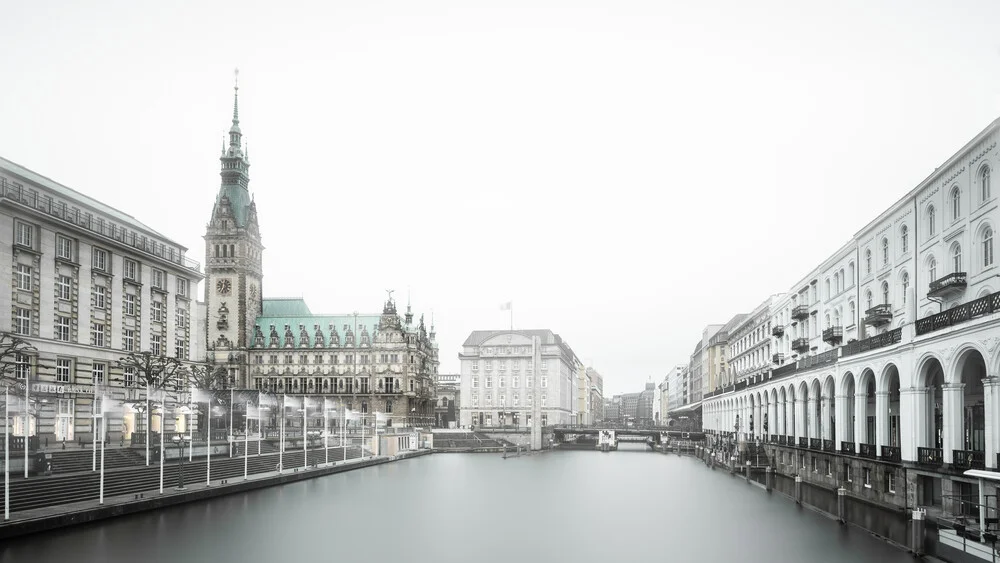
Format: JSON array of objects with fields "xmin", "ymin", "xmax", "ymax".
[{"xmin": 172, "ymin": 434, "xmax": 190, "ymax": 490}]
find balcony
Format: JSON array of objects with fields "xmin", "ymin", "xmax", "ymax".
[
  {"xmin": 841, "ymin": 327, "xmax": 902, "ymax": 358},
  {"xmin": 881, "ymin": 445, "xmax": 901, "ymax": 463},
  {"xmin": 772, "ymin": 353, "xmax": 784, "ymax": 364},
  {"xmin": 772, "ymin": 324, "xmax": 784, "ymax": 337},
  {"xmin": 809, "ymin": 438, "xmax": 821, "ymax": 450},
  {"xmin": 927, "ymin": 272, "xmax": 967, "ymax": 299},
  {"xmin": 791, "ymin": 305, "xmax": 809, "ymax": 320},
  {"xmin": 953, "ymin": 449, "xmax": 986, "ymax": 470},
  {"xmin": 864, "ymin": 304, "xmax": 893, "ymax": 327},
  {"xmin": 822, "ymin": 439, "xmax": 834, "ymax": 452},
  {"xmin": 916, "ymin": 292, "xmax": 1000, "ymax": 336},
  {"xmin": 840, "ymin": 441, "xmax": 855, "ymax": 455},
  {"xmin": 859, "ymin": 443, "xmax": 877, "ymax": 459},
  {"xmin": 822, "ymin": 326, "xmax": 843, "ymax": 345},
  {"xmin": 792, "ymin": 338, "xmax": 810, "ymax": 352},
  {"xmin": 917, "ymin": 447, "xmax": 943, "ymax": 466},
  {"xmin": 798, "ymin": 437, "xmax": 808, "ymax": 448}
]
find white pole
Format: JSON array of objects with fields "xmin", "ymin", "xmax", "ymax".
[
  {"xmin": 188, "ymin": 405, "xmax": 193, "ymax": 462},
  {"xmin": 341, "ymin": 409, "xmax": 346, "ymax": 460},
  {"xmin": 159, "ymin": 401, "xmax": 165, "ymax": 494},
  {"xmin": 229, "ymin": 389, "xmax": 234, "ymax": 458},
  {"xmin": 92, "ymin": 411, "xmax": 97, "ymax": 471},
  {"xmin": 145, "ymin": 383, "xmax": 150, "ymax": 466},
  {"xmin": 99, "ymin": 410, "xmax": 106, "ymax": 504},
  {"xmin": 24, "ymin": 376, "xmax": 29, "ymax": 479},
  {"xmin": 279, "ymin": 396, "xmax": 284, "ymax": 474},
  {"xmin": 244, "ymin": 401, "xmax": 249, "ymax": 480},
  {"xmin": 5, "ymin": 385, "xmax": 9, "ymax": 520},
  {"xmin": 303, "ymin": 398, "xmax": 307, "ymax": 469},
  {"xmin": 324, "ymin": 399, "xmax": 329, "ymax": 467},
  {"xmin": 361, "ymin": 412, "xmax": 365, "ymax": 459},
  {"xmin": 207, "ymin": 405, "xmax": 211, "ymax": 486}
]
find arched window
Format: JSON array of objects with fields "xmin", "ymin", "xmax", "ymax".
[
  {"xmin": 900, "ymin": 224, "xmax": 908, "ymax": 253},
  {"xmin": 928, "ymin": 256, "xmax": 937, "ymax": 282},
  {"xmin": 834, "ymin": 308, "xmax": 841, "ymax": 327},
  {"xmin": 865, "ymin": 291, "xmax": 873, "ymax": 310},
  {"xmin": 952, "ymin": 243, "xmax": 963, "ymax": 273},
  {"xmin": 848, "ymin": 263, "xmax": 855, "ymax": 284},
  {"xmin": 849, "ymin": 301, "xmax": 856, "ymax": 325},
  {"xmin": 825, "ymin": 279, "xmax": 830, "ymax": 299},
  {"xmin": 881, "ymin": 282, "xmax": 889, "ymax": 305},
  {"xmin": 984, "ymin": 226, "xmax": 994, "ymax": 268},
  {"xmin": 825, "ymin": 313, "xmax": 831, "ymax": 329},
  {"xmin": 901, "ymin": 272, "xmax": 909, "ymax": 304},
  {"xmin": 865, "ymin": 250, "xmax": 872, "ymax": 274},
  {"xmin": 952, "ymin": 187, "xmax": 961, "ymax": 221},
  {"xmin": 928, "ymin": 205, "xmax": 936, "ymax": 236},
  {"xmin": 982, "ymin": 165, "xmax": 991, "ymax": 202},
  {"xmin": 882, "ymin": 238, "xmax": 889, "ymax": 264}
]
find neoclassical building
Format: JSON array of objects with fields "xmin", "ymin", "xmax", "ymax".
[
  {"xmin": 202, "ymin": 82, "xmax": 438, "ymax": 424},
  {"xmin": 703, "ymin": 116, "xmax": 999, "ymax": 517}
]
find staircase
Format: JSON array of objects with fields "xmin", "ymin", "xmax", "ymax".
[{"xmin": 47, "ymin": 448, "xmax": 147, "ymax": 474}]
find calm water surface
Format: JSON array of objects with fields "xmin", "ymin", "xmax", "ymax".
[{"xmin": 1, "ymin": 447, "xmax": 914, "ymax": 563}]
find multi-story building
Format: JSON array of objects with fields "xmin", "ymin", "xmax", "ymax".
[
  {"xmin": 636, "ymin": 381, "xmax": 657, "ymax": 426},
  {"xmin": 666, "ymin": 365, "xmax": 686, "ymax": 411},
  {"xmin": 658, "ymin": 376, "xmax": 670, "ymax": 420},
  {"xmin": 703, "ymin": 116, "xmax": 1000, "ymax": 522},
  {"xmin": 605, "ymin": 396, "xmax": 620, "ymax": 424},
  {"xmin": 728, "ymin": 296, "xmax": 782, "ymax": 386},
  {"xmin": 689, "ymin": 325, "xmax": 722, "ymax": 404},
  {"xmin": 587, "ymin": 367, "xmax": 603, "ymax": 425},
  {"xmin": 434, "ymin": 373, "xmax": 460, "ymax": 428},
  {"xmin": 706, "ymin": 316, "xmax": 742, "ymax": 393},
  {"xmin": 1, "ymin": 156, "xmax": 205, "ymax": 444},
  {"xmin": 204, "ymin": 84, "xmax": 438, "ymax": 425},
  {"xmin": 620, "ymin": 392, "xmax": 639, "ymax": 424},
  {"xmin": 458, "ymin": 329, "xmax": 580, "ymax": 428}
]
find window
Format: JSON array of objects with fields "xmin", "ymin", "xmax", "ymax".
[
  {"xmin": 124, "ymin": 366, "xmax": 136, "ymax": 387},
  {"xmin": 486, "ymin": 377, "xmax": 492, "ymax": 388},
  {"xmin": 863, "ymin": 467, "xmax": 872, "ymax": 488},
  {"xmin": 123, "ymin": 329, "xmax": 135, "ymax": 352},
  {"xmin": 471, "ymin": 376, "xmax": 479, "ymax": 388},
  {"xmin": 472, "ymin": 361, "xmax": 479, "ymax": 371},
  {"xmin": 982, "ymin": 165, "xmax": 992, "ymax": 201},
  {"xmin": 865, "ymin": 250, "xmax": 872, "ymax": 274},
  {"xmin": 952, "ymin": 187, "xmax": 961, "ymax": 221},
  {"xmin": 541, "ymin": 376, "xmax": 548, "ymax": 388},
  {"xmin": 485, "ymin": 393, "xmax": 492, "ymax": 407},
  {"xmin": 15, "ymin": 264, "xmax": 31, "ymax": 291},
  {"xmin": 14, "ymin": 308, "xmax": 30, "ymax": 335},
  {"xmin": 541, "ymin": 394, "xmax": 547, "ymax": 407},
  {"xmin": 93, "ymin": 285, "xmax": 107, "ymax": 309},
  {"xmin": 865, "ymin": 291, "xmax": 872, "ymax": 310},
  {"xmin": 886, "ymin": 471, "xmax": 896, "ymax": 494},
  {"xmin": 811, "ymin": 456, "xmax": 817, "ymax": 472},
  {"xmin": 512, "ymin": 376, "xmax": 519, "ymax": 388},
  {"xmin": 881, "ymin": 282, "xmax": 889, "ymax": 305},
  {"xmin": 928, "ymin": 205, "xmax": 936, "ymax": 237},
  {"xmin": 9, "ymin": 354, "xmax": 32, "ymax": 383},
  {"xmin": 56, "ymin": 235, "xmax": 74, "ymax": 260},
  {"xmin": 844, "ymin": 463, "xmax": 852, "ymax": 482},
  {"xmin": 953, "ymin": 243, "xmax": 963, "ymax": 273},
  {"xmin": 825, "ymin": 460, "xmax": 832, "ymax": 476},
  {"xmin": 91, "ymin": 322, "xmax": 106, "ymax": 347},
  {"xmin": 92, "ymin": 362, "xmax": 106, "ymax": 385},
  {"xmin": 177, "ymin": 278, "xmax": 189, "ymax": 297},
  {"xmin": 152, "ymin": 301, "xmax": 164, "ymax": 322},
  {"xmin": 513, "ymin": 393, "xmax": 520, "ymax": 407},
  {"xmin": 56, "ymin": 275, "xmax": 72, "ymax": 300},
  {"xmin": 55, "ymin": 316, "xmax": 71, "ymax": 341},
  {"xmin": 900, "ymin": 225, "xmax": 908, "ymax": 253},
  {"xmin": 92, "ymin": 248, "xmax": 108, "ymax": 271},
  {"xmin": 56, "ymin": 358, "xmax": 72, "ymax": 383},
  {"xmin": 901, "ymin": 273, "xmax": 909, "ymax": 304},
  {"xmin": 472, "ymin": 394, "xmax": 479, "ymax": 407},
  {"xmin": 928, "ymin": 256, "xmax": 937, "ymax": 282},
  {"xmin": 984, "ymin": 227, "xmax": 995, "ymax": 268},
  {"xmin": 848, "ymin": 302, "xmax": 856, "ymax": 326},
  {"xmin": 123, "ymin": 259, "xmax": 137, "ymax": 281},
  {"xmin": 151, "ymin": 269, "xmax": 165, "ymax": 289},
  {"xmin": 881, "ymin": 238, "xmax": 889, "ymax": 265},
  {"xmin": 848, "ymin": 262, "xmax": 855, "ymax": 284},
  {"xmin": 15, "ymin": 221, "xmax": 34, "ymax": 248},
  {"xmin": 825, "ymin": 279, "xmax": 830, "ymax": 299}
]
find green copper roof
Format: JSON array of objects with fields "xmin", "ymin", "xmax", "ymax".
[
  {"xmin": 214, "ymin": 185, "xmax": 253, "ymax": 229},
  {"xmin": 251, "ymin": 313, "xmax": 383, "ymax": 349},
  {"xmin": 262, "ymin": 298, "xmax": 313, "ymax": 317}
]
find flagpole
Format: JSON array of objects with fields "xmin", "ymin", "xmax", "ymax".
[
  {"xmin": 361, "ymin": 412, "xmax": 365, "ymax": 459},
  {"xmin": 159, "ymin": 398, "xmax": 164, "ymax": 494},
  {"xmin": 324, "ymin": 398, "xmax": 329, "ymax": 467},
  {"xmin": 99, "ymin": 407, "xmax": 106, "ymax": 504},
  {"xmin": 92, "ymin": 409, "xmax": 97, "ymax": 471},
  {"xmin": 145, "ymin": 383, "xmax": 150, "ymax": 466},
  {"xmin": 24, "ymin": 372, "xmax": 29, "ymax": 479},
  {"xmin": 302, "ymin": 397, "xmax": 307, "ymax": 469},
  {"xmin": 207, "ymin": 402, "xmax": 212, "ymax": 486},
  {"xmin": 229, "ymin": 388, "xmax": 234, "ymax": 458},
  {"xmin": 5, "ymin": 385, "xmax": 10, "ymax": 520},
  {"xmin": 188, "ymin": 400, "xmax": 193, "ymax": 462},
  {"xmin": 341, "ymin": 408, "xmax": 346, "ymax": 461},
  {"xmin": 279, "ymin": 395, "xmax": 285, "ymax": 474},
  {"xmin": 244, "ymin": 401, "xmax": 249, "ymax": 481}
]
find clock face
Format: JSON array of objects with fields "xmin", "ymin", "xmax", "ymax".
[{"xmin": 216, "ymin": 279, "xmax": 232, "ymax": 295}]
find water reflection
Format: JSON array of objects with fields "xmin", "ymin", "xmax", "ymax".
[{"xmin": 0, "ymin": 452, "xmax": 913, "ymax": 563}]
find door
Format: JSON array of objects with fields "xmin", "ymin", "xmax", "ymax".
[{"xmin": 55, "ymin": 399, "xmax": 75, "ymax": 442}]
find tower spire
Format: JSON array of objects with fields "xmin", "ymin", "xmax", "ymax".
[{"xmin": 228, "ymin": 68, "xmax": 242, "ymax": 151}]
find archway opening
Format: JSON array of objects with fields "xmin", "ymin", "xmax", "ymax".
[
  {"xmin": 918, "ymin": 358, "xmax": 944, "ymax": 454},
  {"xmin": 822, "ymin": 376, "xmax": 836, "ymax": 442},
  {"xmin": 844, "ymin": 374, "xmax": 856, "ymax": 444},
  {"xmin": 885, "ymin": 365, "xmax": 901, "ymax": 448},
  {"xmin": 958, "ymin": 349, "xmax": 987, "ymax": 458},
  {"xmin": 859, "ymin": 369, "xmax": 876, "ymax": 447}
]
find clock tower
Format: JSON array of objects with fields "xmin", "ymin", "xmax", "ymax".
[{"xmin": 204, "ymin": 71, "xmax": 264, "ymax": 386}]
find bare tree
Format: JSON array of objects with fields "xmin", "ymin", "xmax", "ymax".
[
  {"xmin": 116, "ymin": 351, "xmax": 185, "ymax": 441},
  {"xmin": 186, "ymin": 362, "xmax": 229, "ymax": 392},
  {"xmin": 0, "ymin": 332, "xmax": 36, "ymax": 388}
]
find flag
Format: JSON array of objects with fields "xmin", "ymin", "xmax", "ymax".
[
  {"xmin": 500, "ymin": 301, "xmax": 512, "ymax": 311},
  {"xmin": 303, "ymin": 396, "xmax": 320, "ymax": 409},
  {"xmin": 283, "ymin": 395, "xmax": 302, "ymax": 409},
  {"xmin": 375, "ymin": 412, "xmax": 388, "ymax": 423}
]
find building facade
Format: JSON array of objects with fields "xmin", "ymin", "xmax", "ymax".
[
  {"xmin": 1, "ymin": 156, "xmax": 205, "ymax": 443},
  {"xmin": 636, "ymin": 381, "xmax": 657, "ymax": 426},
  {"xmin": 703, "ymin": 116, "xmax": 1000, "ymax": 521},
  {"xmin": 458, "ymin": 329, "xmax": 580, "ymax": 428},
  {"xmin": 587, "ymin": 367, "xmax": 604, "ymax": 425},
  {"xmin": 728, "ymin": 295, "xmax": 782, "ymax": 387},
  {"xmin": 666, "ymin": 365, "xmax": 686, "ymax": 411},
  {"xmin": 434, "ymin": 373, "xmax": 460, "ymax": 428}
]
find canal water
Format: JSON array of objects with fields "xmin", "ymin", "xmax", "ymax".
[{"xmin": 0, "ymin": 447, "xmax": 914, "ymax": 562}]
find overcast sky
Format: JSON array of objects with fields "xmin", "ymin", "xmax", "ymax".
[{"xmin": 4, "ymin": 1, "xmax": 1000, "ymax": 396}]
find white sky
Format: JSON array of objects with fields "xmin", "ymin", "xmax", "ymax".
[{"xmin": 3, "ymin": 1, "xmax": 1000, "ymax": 396}]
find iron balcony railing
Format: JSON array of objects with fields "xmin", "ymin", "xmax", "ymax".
[
  {"xmin": 841, "ymin": 327, "xmax": 902, "ymax": 358},
  {"xmin": 772, "ymin": 353, "xmax": 784, "ymax": 364},
  {"xmin": 927, "ymin": 272, "xmax": 967, "ymax": 298},
  {"xmin": 809, "ymin": 438, "xmax": 821, "ymax": 450},
  {"xmin": 859, "ymin": 443, "xmax": 877, "ymax": 459},
  {"xmin": 772, "ymin": 324, "xmax": 785, "ymax": 337},
  {"xmin": 792, "ymin": 338, "xmax": 810, "ymax": 352},
  {"xmin": 792, "ymin": 305, "xmax": 810, "ymax": 320},
  {"xmin": 798, "ymin": 437, "xmax": 809, "ymax": 448},
  {"xmin": 777, "ymin": 435, "xmax": 787, "ymax": 446},
  {"xmin": 769, "ymin": 434, "xmax": 778, "ymax": 443},
  {"xmin": 881, "ymin": 445, "xmax": 901, "ymax": 463},
  {"xmin": 916, "ymin": 292, "xmax": 1000, "ymax": 336},
  {"xmin": 918, "ymin": 447, "xmax": 943, "ymax": 465},
  {"xmin": 953, "ymin": 449, "xmax": 986, "ymax": 470},
  {"xmin": 841, "ymin": 441, "xmax": 855, "ymax": 455},
  {"xmin": 864, "ymin": 304, "xmax": 893, "ymax": 326},
  {"xmin": 822, "ymin": 326, "xmax": 843, "ymax": 344},
  {"xmin": 822, "ymin": 439, "xmax": 834, "ymax": 452}
]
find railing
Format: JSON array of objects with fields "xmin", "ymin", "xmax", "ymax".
[
  {"xmin": 792, "ymin": 305, "xmax": 809, "ymax": 320},
  {"xmin": 792, "ymin": 338, "xmax": 810, "ymax": 352},
  {"xmin": 769, "ymin": 434, "xmax": 778, "ymax": 443},
  {"xmin": 841, "ymin": 441, "xmax": 855, "ymax": 455},
  {"xmin": 859, "ymin": 442, "xmax": 877, "ymax": 459},
  {"xmin": 772, "ymin": 353, "xmax": 784, "ymax": 364},
  {"xmin": 798, "ymin": 437, "xmax": 809, "ymax": 448},
  {"xmin": 130, "ymin": 431, "xmax": 161, "ymax": 445},
  {"xmin": 0, "ymin": 177, "xmax": 202, "ymax": 273},
  {"xmin": 786, "ymin": 435, "xmax": 795, "ymax": 446},
  {"xmin": 822, "ymin": 439, "xmax": 834, "ymax": 452},
  {"xmin": 773, "ymin": 362, "xmax": 798, "ymax": 378},
  {"xmin": 864, "ymin": 304, "xmax": 893, "ymax": 326},
  {"xmin": 822, "ymin": 326, "xmax": 843, "ymax": 343},
  {"xmin": 777, "ymin": 435, "xmax": 787, "ymax": 445},
  {"xmin": 916, "ymin": 292, "xmax": 1000, "ymax": 336},
  {"xmin": 809, "ymin": 438, "xmax": 821, "ymax": 450},
  {"xmin": 772, "ymin": 325, "xmax": 785, "ymax": 337},
  {"xmin": 928, "ymin": 272, "xmax": 967, "ymax": 297},
  {"xmin": 918, "ymin": 447, "xmax": 943, "ymax": 465},
  {"xmin": 841, "ymin": 327, "xmax": 902, "ymax": 358},
  {"xmin": 881, "ymin": 445, "xmax": 901, "ymax": 463},
  {"xmin": 0, "ymin": 436, "xmax": 39, "ymax": 451},
  {"xmin": 953, "ymin": 449, "xmax": 986, "ymax": 470},
  {"xmin": 799, "ymin": 349, "xmax": 839, "ymax": 370}
]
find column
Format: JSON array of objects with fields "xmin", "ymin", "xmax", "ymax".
[
  {"xmin": 854, "ymin": 392, "xmax": 867, "ymax": 447},
  {"xmin": 900, "ymin": 387, "xmax": 925, "ymax": 463},
  {"xmin": 942, "ymin": 382, "xmax": 965, "ymax": 465},
  {"xmin": 983, "ymin": 377, "xmax": 998, "ymax": 469},
  {"xmin": 795, "ymin": 398, "xmax": 806, "ymax": 442},
  {"xmin": 806, "ymin": 397, "xmax": 817, "ymax": 441},
  {"xmin": 834, "ymin": 394, "xmax": 849, "ymax": 446},
  {"xmin": 820, "ymin": 397, "xmax": 831, "ymax": 441},
  {"xmin": 876, "ymin": 391, "xmax": 890, "ymax": 454}
]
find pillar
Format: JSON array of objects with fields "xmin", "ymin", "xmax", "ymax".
[
  {"xmin": 984, "ymin": 377, "xmax": 998, "ymax": 469},
  {"xmin": 765, "ymin": 466, "xmax": 773, "ymax": 492},
  {"xmin": 795, "ymin": 398, "xmax": 806, "ymax": 443},
  {"xmin": 795, "ymin": 475, "xmax": 803, "ymax": 504},
  {"xmin": 834, "ymin": 394, "xmax": 848, "ymax": 447},
  {"xmin": 910, "ymin": 509, "xmax": 926, "ymax": 556},
  {"xmin": 876, "ymin": 391, "xmax": 890, "ymax": 454},
  {"xmin": 854, "ymin": 392, "xmax": 867, "ymax": 448},
  {"xmin": 899, "ymin": 387, "xmax": 925, "ymax": 463},
  {"xmin": 807, "ymin": 397, "xmax": 817, "ymax": 441},
  {"xmin": 837, "ymin": 487, "xmax": 847, "ymax": 524},
  {"xmin": 820, "ymin": 397, "xmax": 831, "ymax": 441},
  {"xmin": 942, "ymin": 382, "xmax": 964, "ymax": 464}
]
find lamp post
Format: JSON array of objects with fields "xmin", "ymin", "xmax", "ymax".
[{"xmin": 172, "ymin": 434, "xmax": 190, "ymax": 490}]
